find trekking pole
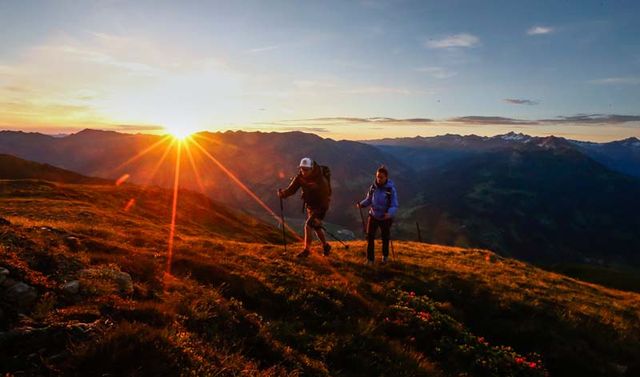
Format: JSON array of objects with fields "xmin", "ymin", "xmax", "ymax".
[
  {"xmin": 279, "ymin": 196, "xmax": 287, "ymax": 253},
  {"xmin": 358, "ymin": 205, "xmax": 366, "ymax": 239},
  {"xmin": 389, "ymin": 222, "xmax": 396, "ymax": 260},
  {"xmin": 321, "ymin": 226, "xmax": 350, "ymax": 250}
]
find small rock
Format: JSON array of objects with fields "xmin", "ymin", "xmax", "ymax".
[
  {"xmin": 0, "ymin": 267, "xmax": 9, "ymax": 284},
  {"xmin": 1, "ymin": 277, "xmax": 17, "ymax": 288},
  {"xmin": 5, "ymin": 282, "xmax": 38, "ymax": 308},
  {"xmin": 0, "ymin": 217, "xmax": 10, "ymax": 226},
  {"xmin": 64, "ymin": 236, "xmax": 81, "ymax": 251},
  {"xmin": 113, "ymin": 271, "xmax": 133, "ymax": 294},
  {"xmin": 80, "ymin": 268, "xmax": 133, "ymax": 295},
  {"xmin": 62, "ymin": 280, "xmax": 80, "ymax": 295}
]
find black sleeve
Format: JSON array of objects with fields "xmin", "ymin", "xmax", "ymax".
[{"xmin": 281, "ymin": 175, "xmax": 301, "ymax": 198}]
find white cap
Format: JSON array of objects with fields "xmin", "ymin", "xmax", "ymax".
[{"xmin": 299, "ymin": 157, "xmax": 313, "ymax": 168}]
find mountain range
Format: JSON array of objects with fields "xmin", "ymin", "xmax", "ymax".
[{"xmin": 0, "ymin": 129, "xmax": 638, "ymax": 267}]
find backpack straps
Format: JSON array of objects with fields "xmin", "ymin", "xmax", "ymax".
[
  {"xmin": 370, "ymin": 184, "xmax": 393, "ymax": 214},
  {"xmin": 385, "ymin": 187, "xmax": 392, "ymax": 214}
]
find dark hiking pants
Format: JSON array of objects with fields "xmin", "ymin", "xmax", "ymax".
[{"xmin": 366, "ymin": 215, "xmax": 393, "ymax": 261}]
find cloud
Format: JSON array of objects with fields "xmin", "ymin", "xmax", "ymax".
[
  {"xmin": 111, "ymin": 124, "xmax": 165, "ymax": 131},
  {"xmin": 589, "ymin": 77, "xmax": 640, "ymax": 85},
  {"xmin": 33, "ymin": 43, "xmax": 163, "ymax": 77},
  {"xmin": 263, "ymin": 114, "xmax": 640, "ymax": 131},
  {"xmin": 503, "ymin": 98, "xmax": 539, "ymax": 105},
  {"xmin": 540, "ymin": 114, "xmax": 640, "ymax": 124},
  {"xmin": 415, "ymin": 66, "xmax": 457, "ymax": 79},
  {"xmin": 527, "ymin": 26, "xmax": 554, "ymax": 35},
  {"xmin": 425, "ymin": 34, "xmax": 479, "ymax": 49},
  {"xmin": 449, "ymin": 114, "xmax": 640, "ymax": 126},
  {"xmin": 286, "ymin": 117, "xmax": 433, "ymax": 125},
  {"xmin": 448, "ymin": 116, "xmax": 539, "ymax": 125},
  {"xmin": 279, "ymin": 127, "xmax": 330, "ymax": 133}
]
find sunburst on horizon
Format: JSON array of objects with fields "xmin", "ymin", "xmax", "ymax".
[
  {"xmin": 163, "ymin": 123, "xmax": 201, "ymax": 141},
  {"xmin": 114, "ymin": 131, "xmax": 303, "ymax": 282}
]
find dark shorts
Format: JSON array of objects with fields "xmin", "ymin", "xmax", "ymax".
[{"xmin": 305, "ymin": 206, "xmax": 328, "ymax": 229}]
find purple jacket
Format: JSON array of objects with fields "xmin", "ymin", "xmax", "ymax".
[{"xmin": 359, "ymin": 179, "xmax": 399, "ymax": 220}]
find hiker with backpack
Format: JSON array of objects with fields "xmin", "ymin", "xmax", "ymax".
[
  {"xmin": 278, "ymin": 157, "xmax": 332, "ymax": 258},
  {"xmin": 356, "ymin": 166, "xmax": 398, "ymax": 264}
]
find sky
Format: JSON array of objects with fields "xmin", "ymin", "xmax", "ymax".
[{"xmin": 0, "ymin": 0, "xmax": 639, "ymax": 141}]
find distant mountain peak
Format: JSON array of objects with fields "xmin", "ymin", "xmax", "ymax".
[
  {"xmin": 532, "ymin": 135, "xmax": 573, "ymax": 150},
  {"xmin": 66, "ymin": 128, "xmax": 127, "ymax": 140},
  {"xmin": 620, "ymin": 137, "xmax": 640, "ymax": 147},
  {"xmin": 495, "ymin": 131, "xmax": 531, "ymax": 142}
]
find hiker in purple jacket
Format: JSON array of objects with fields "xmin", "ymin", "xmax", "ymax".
[{"xmin": 357, "ymin": 166, "xmax": 398, "ymax": 264}]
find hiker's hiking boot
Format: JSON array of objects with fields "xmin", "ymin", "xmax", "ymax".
[
  {"xmin": 366, "ymin": 259, "xmax": 374, "ymax": 266},
  {"xmin": 323, "ymin": 243, "xmax": 332, "ymax": 256},
  {"xmin": 382, "ymin": 256, "xmax": 388, "ymax": 264},
  {"xmin": 297, "ymin": 249, "xmax": 310, "ymax": 258}
]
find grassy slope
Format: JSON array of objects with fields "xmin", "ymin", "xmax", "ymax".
[{"xmin": 1, "ymin": 180, "xmax": 639, "ymax": 376}]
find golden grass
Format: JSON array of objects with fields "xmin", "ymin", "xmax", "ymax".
[{"xmin": 1, "ymin": 179, "xmax": 639, "ymax": 376}]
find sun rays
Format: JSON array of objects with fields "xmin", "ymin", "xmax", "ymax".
[{"xmin": 111, "ymin": 131, "xmax": 301, "ymax": 278}]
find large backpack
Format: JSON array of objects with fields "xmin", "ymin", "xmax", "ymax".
[
  {"xmin": 300, "ymin": 164, "xmax": 332, "ymax": 211},
  {"xmin": 320, "ymin": 165, "xmax": 332, "ymax": 196}
]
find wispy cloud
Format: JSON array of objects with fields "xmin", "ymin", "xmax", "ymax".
[
  {"xmin": 265, "ymin": 117, "xmax": 433, "ymax": 127},
  {"xmin": 425, "ymin": 33, "xmax": 479, "ymax": 49},
  {"xmin": 589, "ymin": 77, "xmax": 640, "ymax": 85},
  {"xmin": 258, "ymin": 114, "xmax": 640, "ymax": 133},
  {"xmin": 111, "ymin": 124, "xmax": 165, "ymax": 131},
  {"xmin": 527, "ymin": 26, "xmax": 554, "ymax": 35},
  {"xmin": 448, "ymin": 116, "xmax": 538, "ymax": 125},
  {"xmin": 415, "ymin": 66, "xmax": 457, "ymax": 79},
  {"xmin": 449, "ymin": 114, "xmax": 640, "ymax": 126},
  {"xmin": 503, "ymin": 98, "xmax": 539, "ymax": 105},
  {"xmin": 541, "ymin": 114, "xmax": 640, "ymax": 124},
  {"xmin": 33, "ymin": 42, "xmax": 164, "ymax": 77},
  {"xmin": 279, "ymin": 127, "xmax": 330, "ymax": 133}
]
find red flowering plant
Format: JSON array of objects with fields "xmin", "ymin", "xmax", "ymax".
[{"xmin": 380, "ymin": 289, "xmax": 547, "ymax": 377}]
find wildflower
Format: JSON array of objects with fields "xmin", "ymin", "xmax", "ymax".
[
  {"xmin": 528, "ymin": 362, "xmax": 537, "ymax": 368},
  {"xmin": 477, "ymin": 337, "xmax": 485, "ymax": 343},
  {"xmin": 409, "ymin": 291, "xmax": 416, "ymax": 297},
  {"xmin": 515, "ymin": 357, "xmax": 524, "ymax": 364},
  {"xmin": 417, "ymin": 311, "xmax": 431, "ymax": 322}
]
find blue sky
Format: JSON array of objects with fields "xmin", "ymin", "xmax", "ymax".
[{"xmin": 0, "ymin": 0, "xmax": 639, "ymax": 140}]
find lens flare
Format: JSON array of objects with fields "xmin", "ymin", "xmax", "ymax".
[
  {"xmin": 190, "ymin": 136, "xmax": 302, "ymax": 241},
  {"xmin": 111, "ymin": 135, "xmax": 172, "ymax": 175},
  {"xmin": 166, "ymin": 142, "xmax": 182, "ymax": 275}
]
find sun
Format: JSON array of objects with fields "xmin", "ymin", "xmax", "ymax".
[{"xmin": 163, "ymin": 123, "xmax": 199, "ymax": 140}]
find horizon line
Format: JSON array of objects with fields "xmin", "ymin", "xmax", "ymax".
[{"xmin": 1, "ymin": 127, "xmax": 638, "ymax": 145}]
